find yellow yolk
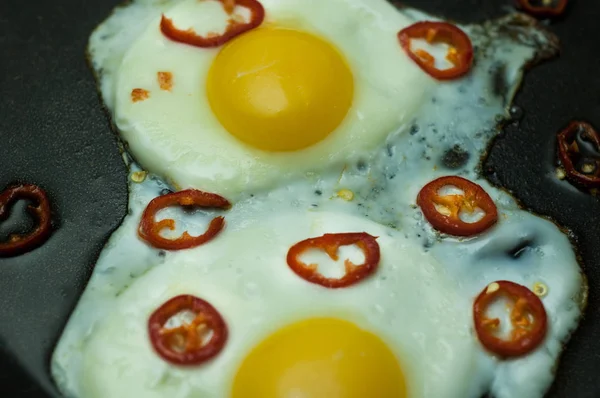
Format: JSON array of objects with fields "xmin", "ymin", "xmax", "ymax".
[
  {"xmin": 207, "ymin": 28, "xmax": 354, "ymax": 152},
  {"xmin": 231, "ymin": 318, "xmax": 407, "ymax": 398}
]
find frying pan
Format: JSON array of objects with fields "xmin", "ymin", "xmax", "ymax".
[{"xmin": 0, "ymin": 0, "xmax": 599, "ymax": 397}]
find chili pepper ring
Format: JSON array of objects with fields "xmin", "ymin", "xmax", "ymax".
[
  {"xmin": 148, "ymin": 294, "xmax": 228, "ymax": 366},
  {"xmin": 473, "ymin": 281, "xmax": 548, "ymax": 357},
  {"xmin": 138, "ymin": 189, "xmax": 231, "ymax": 250},
  {"xmin": 417, "ymin": 176, "xmax": 498, "ymax": 237},
  {"xmin": 557, "ymin": 121, "xmax": 600, "ymax": 188},
  {"xmin": 286, "ymin": 232, "xmax": 380, "ymax": 288},
  {"xmin": 398, "ymin": 21, "xmax": 473, "ymax": 80},
  {"xmin": 0, "ymin": 184, "xmax": 52, "ymax": 257}
]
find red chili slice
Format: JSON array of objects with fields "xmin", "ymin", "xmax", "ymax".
[
  {"xmin": 286, "ymin": 233, "xmax": 380, "ymax": 289},
  {"xmin": 473, "ymin": 281, "xmax": 547, "ymax": 357},
  {"xmin": 557, "ymin": 121, "xmax": 600, "ymax": 188},
  {"xmin": 138, "ymin": 189, "xmax": 231, "ymax": 250},
  {"xmin": 160, "ymin": 0, "xmax": 265, "ymax": 48},
  {"xmin": 0, "ymin": 184, "xmax": 52, "ymax": 257},
  {"xmin": 398, "ymin": 21, "xmax": 473, "ymax": 80},
  {"xmin": 517, "ymin": 0, "xmax": 568, "ymax": 18},
  {"xmin": 148, "ymin": 295, "xmax": 228, "ymax": 366},
  {"xmin": 417, "ymin": 176, "xmax": 498, "ymax": 237}
]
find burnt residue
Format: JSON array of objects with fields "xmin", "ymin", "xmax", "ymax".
[
  {"xmin": 441, "ymin": 145, "xmax": 470, "ymax": 169},
  {"xmin": 493, "ymin": 13, "xmax": 560, "ymax": 69},
  {"xmin": 410, "ymin": 124, "xmax": 420, "ymax": 135},
  {"xmin": 489, "ymin": 61, "xmax": 509, "ymax": 104}
]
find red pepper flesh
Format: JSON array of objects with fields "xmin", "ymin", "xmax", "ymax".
[
  {"xmin": 473, "ymin": 280, "xmax": 547, "ymax": 357},
  {"xmin": 557, "ymin": 121, "xmax": 600, "ymax": 188},
  {"xmin": 0, "ymin": 184, "xmax": 52, "ymax": 257},
  {"xmin": 398, "ymin": 21, "xmax": 473, "ymax": 80},
  {"xmin": 417, "ymin": 176, "xmax": 498, "ymax": 237},
  {"xmin": 160, "ymin": 0, "xmax": 265, "ymax": 48},
  {"xmin": 287, "ymin": 232, "xmax": 380, "ymax": 289},
  {"xmin": 138, "ymin": 189, "xmax": 231, "ymax": 250},
  {"xmin": 517, "ymin": 0, "xmax": 568, "ymax": 18},
  {"xmin": 148, "ymin": 295, "xmax": 228, "ymax": 366}
]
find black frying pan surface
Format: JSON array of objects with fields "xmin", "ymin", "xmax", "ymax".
[{"xmin": 0, "ymin": 0, "xmax": 599, "ymax": 397}]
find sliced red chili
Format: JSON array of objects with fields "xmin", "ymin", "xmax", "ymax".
[
  {"xmin": 517, "ymin": 0, "xmax": 568, "ymax": 18},
  {"xmin": 286, "ymin": 233, "xmax": 380, "ymax": 289},
  {"xmin": 398, "ymin": 21, "xmax": 473, "ymax": 80},
  {"xmin": 160, "ymin": 0, "xmax": 265, "ymax": 48},
  {"xmin": 557, "ymin": 121, "xmax": 600, "ymax": 188},
  {"xmin": 148, "ymin": 295, "xmax": 228, "ymax": 366},
  {"xmin": 0, "ymin": 184, "xmax": 52, "ymax": 257},
  {"xmin": 417, "ymin": 176, "xmax": 498, "ymax": 237},
  {"xmin": 138, "ymin": 189, "xmax": 231, "ymax": 250},
  {"xmin": 473, "ymin": 281, "xmax": 547, "ymax": 357}
]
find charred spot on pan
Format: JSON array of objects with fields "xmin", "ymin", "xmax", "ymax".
[
  {"xmin": 314, "ymin": 190, "xmax": 322, "ymax": 196},
  {"xmin": 410, "ymin": 124, "xmax": 420, "ymax": 135},
  {"xmin": 441, "ymin": 145, "xmax": 470, "ymax": 169}
]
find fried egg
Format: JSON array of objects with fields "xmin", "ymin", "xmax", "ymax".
[
  {"xmin": 90, "ymin": 0, "xmax": 434, "ymax": 198},
  {"xmin": 52, "ymin": 1, "xmax": 587, "ymax": 398},
  {"xmin": 76, "ymin": 211, "xmax": 476, "ymax": 398}
]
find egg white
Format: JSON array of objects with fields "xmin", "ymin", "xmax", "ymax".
[{"xmin": 91, "ymin": 0, "xmax": 435, "ymax": 198}]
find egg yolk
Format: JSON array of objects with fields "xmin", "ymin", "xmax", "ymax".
[
  {"xmin": 231, "ymin": 318, "xmax": 407, "ymax": 398},
  {"xmin": 207, "ymin": 28, "xmax": 354, "ymax": 152}
]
